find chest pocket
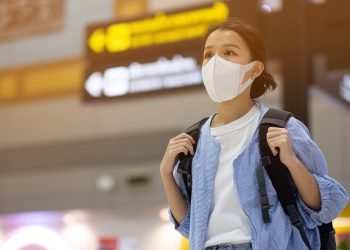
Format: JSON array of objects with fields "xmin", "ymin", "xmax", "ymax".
[{"xmin": 192, "ymin": 161, "xmax": 216, "ymax": 192}]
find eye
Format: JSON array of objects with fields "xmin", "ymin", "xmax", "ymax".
[
  {"xmin": 224, "ymin": 50, "xmax": 236, "ymax": 56},
  {"xmin": 204, "ymin": 52, "xmax": 213, "ymax": 59}
]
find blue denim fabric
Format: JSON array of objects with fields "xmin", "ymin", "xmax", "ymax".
[{"xmin": 205, "ymin": 242, "xmax": 252, "ymax": 250}]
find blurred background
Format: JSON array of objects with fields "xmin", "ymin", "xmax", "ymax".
[{"xmin": 0, "ymin": 0, "xmax": 349, "ymax": 249}]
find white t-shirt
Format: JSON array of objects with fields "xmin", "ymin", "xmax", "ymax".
[{"xmin": 204, "ymin": 105, "xmax": 260, "ymax": 247}]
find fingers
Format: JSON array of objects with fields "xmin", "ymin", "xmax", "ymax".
[
  {"xmin": 173, "ymin": 133, "xmax": 195, "ymax": 144},
  {"xmin": 268, "ymin": 127, "xmax": 287, "ymax": 132},
  {"xmin": 160, "ymin": 133, "xmax": 196, "ymax": 177},
  {"xmin": 268, "ymin": 135, "xmax": 288, "ymax": 144},
  {"xmin": 167, "ymin": 133, "xmax": 195, "ymax": 156},
  {"xmin": 266, "ymin": 127, "xmax": 288, "ymax": 139},
  {"xmin": 170, "ymin": 133, "xmax": 195, "ymax": 148},
  {"xmin": 169, "ymin": 139, "xmax": 195, "ymax": 155},
  {"xmin": 266, "ymin": 127, "xmax": 289, "ymax": 156},
  {"xmin": 168, "ymin": 146, "xmax": 191, "ymax": 158},
  {"xmin": 169, "ymin": 141, "xmax": 194, "ymax": 155},
  {"xmin": 268, "ymin": 141, "xmax": 281, "ymax": 156},
  {"xmin": 170, "ymin": 137, "xmax": 194, "ymax": 148}
]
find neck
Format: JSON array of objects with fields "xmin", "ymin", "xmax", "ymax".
[{"xmin": 212, "ymin": 94, "xmax": 255, "ymax": 127}]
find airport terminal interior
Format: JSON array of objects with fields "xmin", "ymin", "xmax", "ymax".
[{"xmin": 0, "ymin": 0, "xmax": 349, "ymax": 249}]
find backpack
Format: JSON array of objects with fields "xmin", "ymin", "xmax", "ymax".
[{"xmin": 177, "ymin": 108, "xmax": 336, "ymax": 250}]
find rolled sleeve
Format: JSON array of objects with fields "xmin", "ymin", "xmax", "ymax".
[
  {"xmin": 297, "ymin": 174, "xmax": 348, "ymax": 228},
  {"xmin": 167, "ymin": 161, "xmax": 191, "ymax": 237},
  {"xmin": 169, "ymin": 207, "xmax": 191, "ymax": 238}
]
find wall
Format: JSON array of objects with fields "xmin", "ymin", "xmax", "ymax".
[
  {"xmin": 0, "ymin": 0, "xmax": 113, "ymax": 69},
  {"xmin": 310, "ymin": 88, "xmax": 350, "ymax": 192}
]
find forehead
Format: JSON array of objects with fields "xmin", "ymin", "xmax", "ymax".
[{"xmin": 205, "ymin": 29, "xmax": 248, "ymax": 49}]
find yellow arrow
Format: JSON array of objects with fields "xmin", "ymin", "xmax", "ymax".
[{"xmin": 88, "ymin": 28, "xmax": 106, "ymax": 53}]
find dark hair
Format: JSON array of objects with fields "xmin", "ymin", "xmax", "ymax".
[{"xmin": 203, "ymin": 18, "xmax": 277, "ymax": 99}]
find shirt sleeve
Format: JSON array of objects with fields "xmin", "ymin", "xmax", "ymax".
[
  {"xmin": 287, "ymin": 117, "xmax": 349, "ymax": 228},
  {"xmin": 168, "ymin": 161, "xmax": 191, "ymax": 238}
]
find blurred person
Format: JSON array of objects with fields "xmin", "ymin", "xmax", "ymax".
[{"xmin": 160, "ymin": 18, "xmax": 349, "ymax": 250}]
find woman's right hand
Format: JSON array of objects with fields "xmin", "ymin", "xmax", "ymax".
[
  {"xmin": 160, "ymin": 133, "xmax": 196, "ymax": 177},
  {"xmin": 160, "ymin": 133, "xmax": 195, "ymax": 224}
]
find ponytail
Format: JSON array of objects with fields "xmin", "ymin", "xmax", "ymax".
[{"xmin": 250, "ymin": 71, "xmax": 277, "ymax": 99}]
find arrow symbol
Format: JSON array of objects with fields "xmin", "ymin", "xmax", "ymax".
[{"xmin": 88, "ymin": 28, "xmax": 105, "ymax": 53}]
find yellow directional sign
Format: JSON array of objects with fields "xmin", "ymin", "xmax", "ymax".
[
  {"xmin": 87, "ymin": 1, "xmax": 230, "ymax": 54},
  {"xmin": 83, "ymin": 0, "xmax": 234, "ymax": 102}
]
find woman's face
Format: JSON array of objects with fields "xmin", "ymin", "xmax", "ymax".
[{"xmin": 203, "ymin": 29, "xmax": 252, "ymax": 66}]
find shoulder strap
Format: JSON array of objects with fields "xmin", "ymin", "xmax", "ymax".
[
  {"xmin": 259, "ymin": 108, "xmax": 294, "ymax": 214},
  {"xmin": 319, "ymin": 222, "xmax": 336, "ymax": 250},
  {"xmin": 258, "ymin": 108, "xmax": 312, "ymax": 250},
  {"xmin": 177, "ymin": 117, "xmax": 209, "ymax": 201}
]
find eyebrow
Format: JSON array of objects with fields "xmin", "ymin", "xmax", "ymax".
[{"xmin": 204, "ymin": 44, "xmax": 241, "ymax": 50}]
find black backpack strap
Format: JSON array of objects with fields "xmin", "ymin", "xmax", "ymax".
[
  {"xmin": 256, "ymin": 163, "xmax": 272, "ymax": 223},
  {"xmin": 258, "ymin": 108, "xmax": 312, "ymax": 250},
  {"xmin": 319, "ymin": 222, "xmax": 336, "ymax": 250},
  {"xmin": 259, "ymin": 108, "xmax": 294, "ymax": 214},
  {"xmin": 177, "ymin": 117, "xmax": 209, "ymax": 202}
]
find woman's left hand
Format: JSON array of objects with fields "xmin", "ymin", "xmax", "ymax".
[
  {"xmin": 266, "ymin": 127, "xmax": 322, "ymax": 210},
  {"xmin": 266, "ymin": 127, "xmax": 297, "ymax": 168}
]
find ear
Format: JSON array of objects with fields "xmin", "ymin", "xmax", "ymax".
[{"xmin": 251, "ymin": 61, "xmax": 264, "ymax": 79}]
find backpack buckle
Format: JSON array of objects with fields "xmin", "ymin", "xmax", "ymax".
[{"xmin": 260, "ymin": 196, "xmax": 271, "ymax": 209}]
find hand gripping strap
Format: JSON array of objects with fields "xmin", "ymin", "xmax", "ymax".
[
  {"xmin": 258, "ymin": 108, "xmax": 294, "ymax": 215},
  {"xmin": 177, "ymin": 117, "xmax": 209, "ymax": 201}
]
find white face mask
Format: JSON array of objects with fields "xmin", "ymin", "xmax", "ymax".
[{"xmin": 201, "ymin": 55, "xmax": 257, "ymax": 103}]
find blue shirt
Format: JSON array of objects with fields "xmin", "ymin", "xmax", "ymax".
[{"xmin": 170, "ymin": 103, "xmax": 349, "ymax": 250}]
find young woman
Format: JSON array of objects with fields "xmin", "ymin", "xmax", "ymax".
[{"xmin": 160, "ymin": 18, "xmax": 348, "ymax": 250}]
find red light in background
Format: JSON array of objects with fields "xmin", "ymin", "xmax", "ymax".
[{"xmin": 99, "ymin": 237, "xmax": 118, "ymax": 250}]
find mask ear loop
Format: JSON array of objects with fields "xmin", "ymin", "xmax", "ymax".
[{"xmin": 238, "ymin": 61, "xmax": 257, "ymax": 91}]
